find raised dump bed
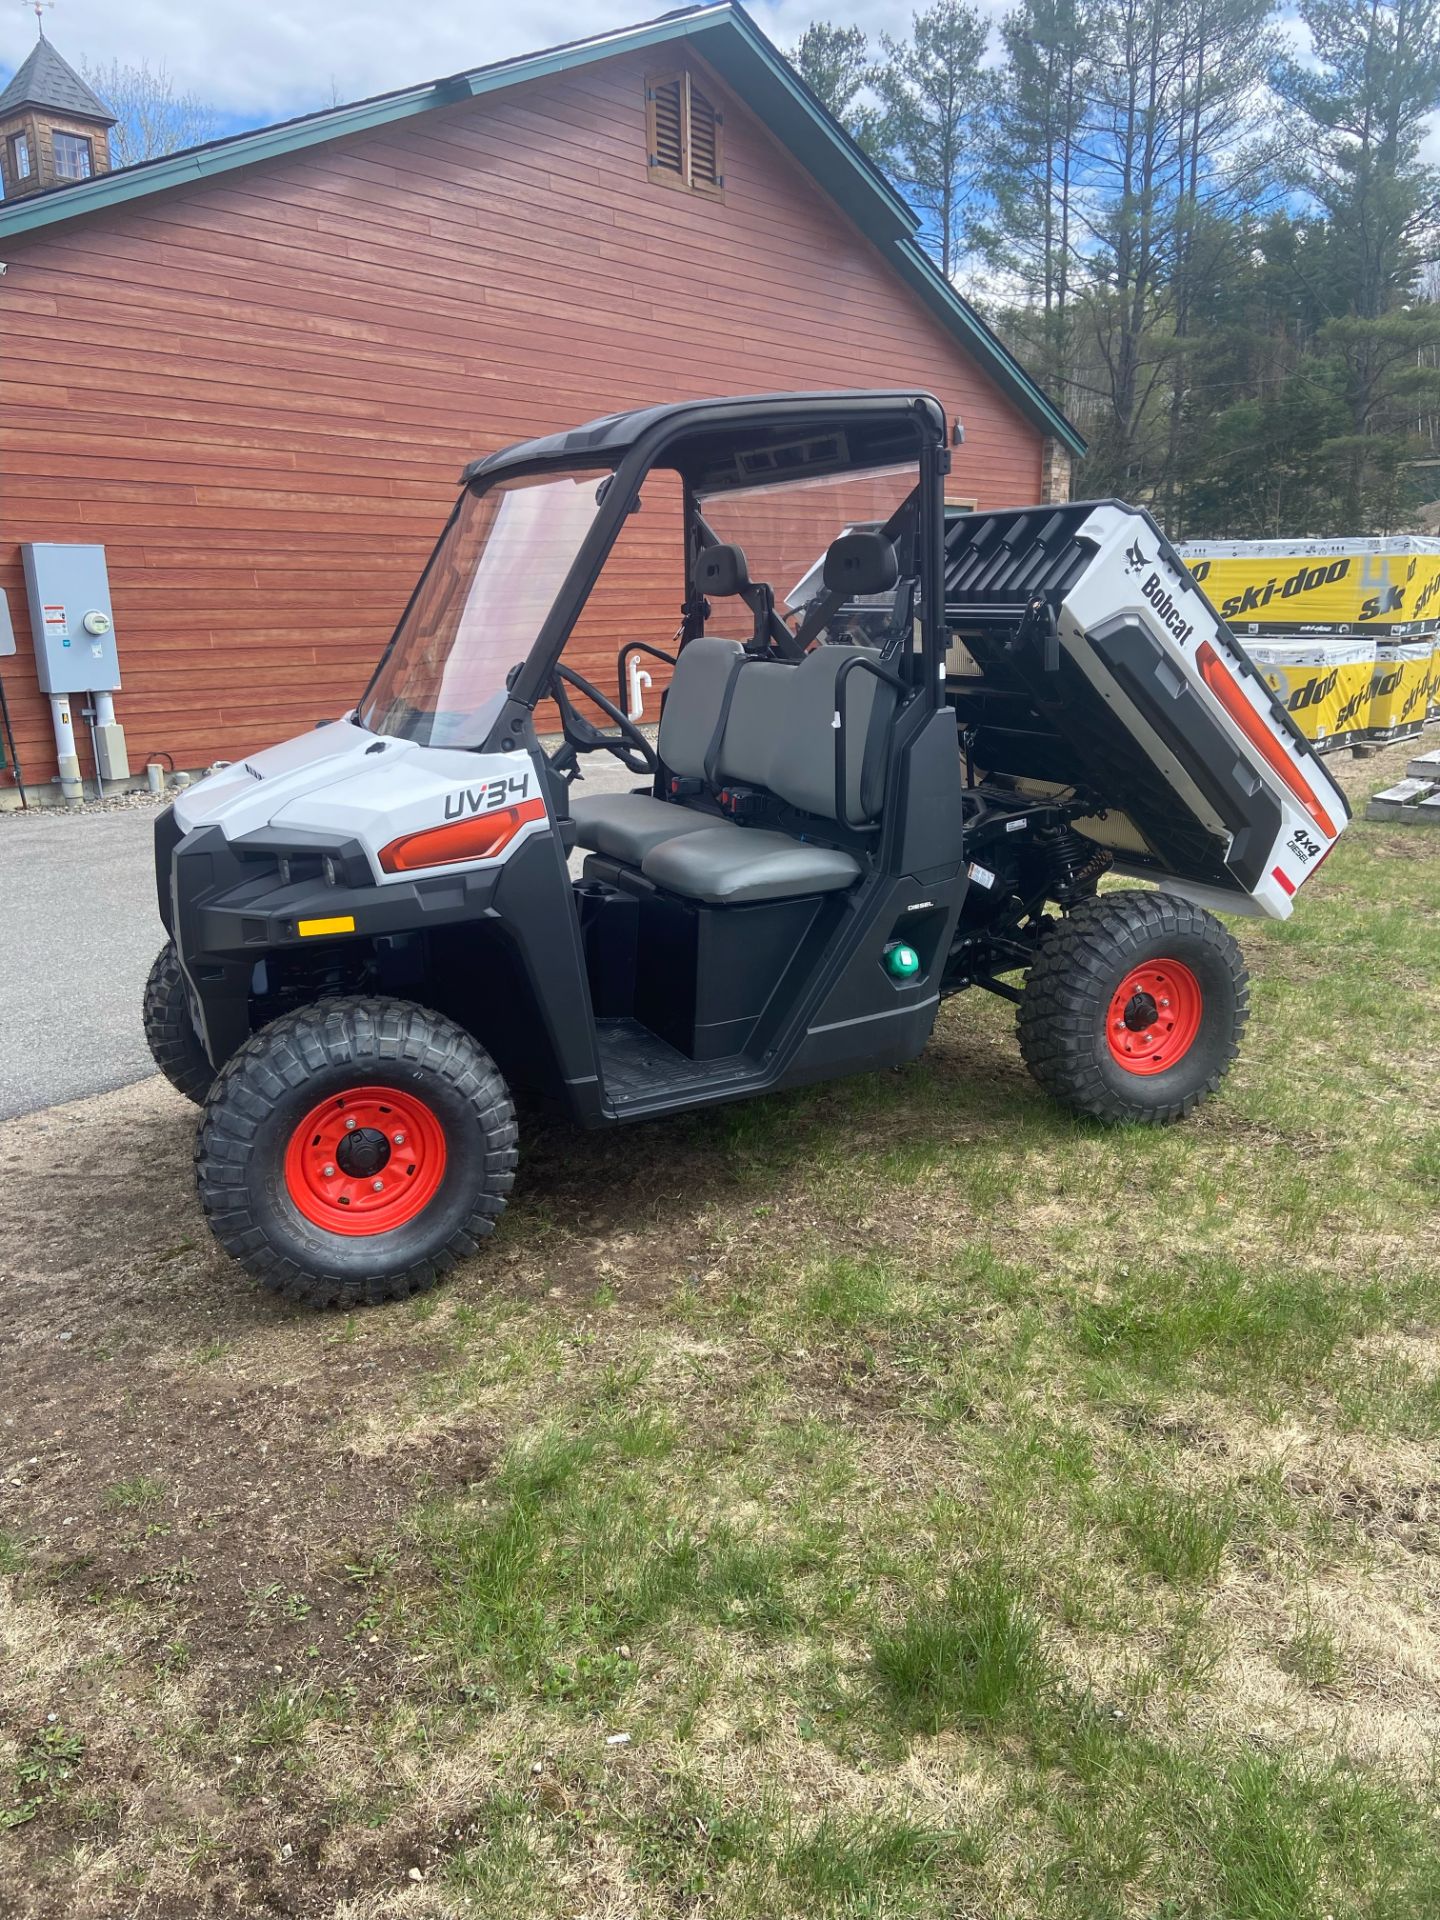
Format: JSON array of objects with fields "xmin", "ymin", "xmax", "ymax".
[{"xmin": 941, "ymin": 501, "xmax": 1350, "ymax": 920}]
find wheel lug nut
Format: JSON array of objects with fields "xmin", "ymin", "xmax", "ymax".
[
  {"xmin": 393, "ymin": 1132, "xmax": 405, "ymax": 1145},
  {"xmin": 345, "ymin": 1116, "xmax": 357, "ymax": 1130},
  {"xmin": 372, "ymin": 1179, "xmax": 384, "ymax": 1192},
  {"xmin": 322, "ymin": 1164, "xmax": 335, "ymax": 1178}
]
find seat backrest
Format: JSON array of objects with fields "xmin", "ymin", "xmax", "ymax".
[
  {"xmin": 712, "ymin": 659, "xmax": 791, "ymax": 790},
  {"xmin": 765, "ymin": 644, "xmax": 897, "ymax": 824},
  {"xmin": 712, "ymin": 644, "xmax": 897, "ymax": 825},
  {"xmin": 656, "ymin": 636, "xmax": 742, "ymax": 780},
  {"xmin": 659, "ymin": 636, "xmax": 898, "ymax": 828}
]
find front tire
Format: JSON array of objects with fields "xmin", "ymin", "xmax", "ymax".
[
  {"xmin": 195, "ymin": 997, "xmax": 517, "ymax": 1307},
  {"xmin": 1017, "ymin": 891, "xmax": 1249, "ymax": 1125},
  {"xmin": 143, "ymin": 942, "xmax": 214, "ymax": 1105}
]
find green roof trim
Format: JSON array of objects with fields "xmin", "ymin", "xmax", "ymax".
[{"xmin": 0, "ymin": 4, "xmax": 1084, "ymax": 457}]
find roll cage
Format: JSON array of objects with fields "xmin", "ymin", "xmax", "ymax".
[{"xmin": 398, "ymin": 390, "xmax": 954, "ymax": 750}]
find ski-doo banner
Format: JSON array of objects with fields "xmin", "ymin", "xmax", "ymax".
[
  {"xmin": 1368, "ymin": 641, "xmax": 1436, "ymax": 743},
  {"xmin": 1179, "ymin": 538, "xmax": 1440, "ymax": 638},
  {"xmin": 1245, "ymin": 639, "xmax": 1376, "ymax": 751}
]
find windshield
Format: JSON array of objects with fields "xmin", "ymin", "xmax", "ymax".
[{"xmin": 359, "ymin": 468, "xmax": 607, "ymax": 748}]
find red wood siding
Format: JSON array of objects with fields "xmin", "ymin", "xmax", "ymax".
[{"xmin": 0, "ymin": 48, "xmax": 1044, "ymax": 791}]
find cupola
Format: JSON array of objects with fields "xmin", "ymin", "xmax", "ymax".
[{"xmin": 0, "ymin": 31, "xmax": 115, "ymax": 201}]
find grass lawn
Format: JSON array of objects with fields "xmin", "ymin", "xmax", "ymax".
[{"xmin": 2, "ymin": 746, "xmax": 1438, "ymax": 1917}]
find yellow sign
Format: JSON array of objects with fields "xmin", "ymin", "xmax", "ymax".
[
  {"xmin": 1369, "ymin": 641, "xmax": 1436, "ymax": 741},
  {"xmin": 297, "ymin": 915, "xmax": 356, "ymax": 938},
  {"xmin": 1246, "ymin": 639, "xmax": 1375, "ymax": 749},
  {"xmin": 1180, "ymin": 539, "xmax": 1440, "ymax": 636}
]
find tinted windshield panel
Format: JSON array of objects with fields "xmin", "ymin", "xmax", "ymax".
[{"xmin": 360, "ymin": 469, "xmax": 607, "ymax": 748}]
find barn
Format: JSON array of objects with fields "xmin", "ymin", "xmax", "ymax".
[{"xmin": 0, "ymin": 3, "xmax": 1082, "ymax": 804}]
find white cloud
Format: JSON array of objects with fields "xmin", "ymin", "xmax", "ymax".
[
  {"xmin": 0, "ymin": 1, "xmax": 936, "ymax": 125},
  {"xmin": 2, "ymin": 3, "xmax": 1430, "ymax": 172}
]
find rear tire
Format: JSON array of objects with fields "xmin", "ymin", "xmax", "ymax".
[
  {"xmin": 1017, "ymin": 890, "xmax": 1248, "ymax": 1125},
  {"xmin": 195, "ymin": 996, "xmax": 517, "ymax": 1308},
  {"xmin": 143, "ymin": 941, "xmax": 214, "ymax": 1106}
]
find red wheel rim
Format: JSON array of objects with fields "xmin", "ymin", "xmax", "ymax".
[
  {"xmin": 1104, "ymin": 958, "xmax": 1204, "ymax": 1075},
  {"xmin": 283, "ymin": 1084, "xmax": 447, "ymax": 1237}
]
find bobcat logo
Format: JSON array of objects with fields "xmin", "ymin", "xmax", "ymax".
[{"xmin": 1124, "ymin": 541, "xmax": 1148, "ymax": 576}]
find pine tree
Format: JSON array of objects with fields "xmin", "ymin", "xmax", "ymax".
[
  {"xmin": 980, "ymin": 0, "xmax": 1094, "ymax": 405},
  {"xmin": 790, "ymin": 22, "xmax": 879, "ymax": 148},
  {"xmin": 874, "ymin": 2, "xmax": 994, "ymax": 280},
  {"xmin": 1274, "ymin": 0, "xmax": 1440, "ymax": 523}
]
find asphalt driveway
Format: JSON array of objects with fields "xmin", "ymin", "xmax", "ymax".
[{"xmin": 0, "ymin": 802, "xmax": 163, "ymax": 1120}]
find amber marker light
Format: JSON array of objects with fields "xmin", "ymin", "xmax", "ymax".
[{"xmin": 297, "ymin": 915, "xmax": 357, "ymax": 938}]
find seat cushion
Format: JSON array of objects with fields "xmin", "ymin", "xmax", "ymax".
[
  {"xmin": 641, "ymin": 824, "xmax": 861, "ymax": 904},
  {"xmin": 571, "ymin": 791, "xmax": 717, "ymax": 864}
]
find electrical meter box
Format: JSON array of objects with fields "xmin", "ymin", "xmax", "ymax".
[{"xmin": 21, "ymin": 543, "xmax": 121, "ymax": 694}]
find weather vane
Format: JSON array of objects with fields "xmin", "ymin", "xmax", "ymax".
[{"xmin": 22, "ymin": 0, "xmax": 54, "ymax": 39}]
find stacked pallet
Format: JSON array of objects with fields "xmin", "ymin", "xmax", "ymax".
[
  {"xmin": 1366, "ymin": 748, "xmax": 1440, "ymax": 826},
  {"xmin": 1178, "ymin": 536, "xmax": 1440, "ymax": 753}
]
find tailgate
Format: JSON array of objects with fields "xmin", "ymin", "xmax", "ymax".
[{"xmin": 942, "ymin": 500, "xmax": 1350, "ymax": 919}]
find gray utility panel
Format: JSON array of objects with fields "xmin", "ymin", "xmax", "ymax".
[{"xmin": 21, "ymin": 543, "xmax": 121, "ymax": 693}]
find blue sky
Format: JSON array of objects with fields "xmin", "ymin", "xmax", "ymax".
[{"xmin": 0, "ymin": 2, "xmax": 1434, "ymax": 163}]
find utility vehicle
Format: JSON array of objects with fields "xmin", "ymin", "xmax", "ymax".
[{"xmin": 146, "ymin": 391, "xmax": 1349, "ymax": 1306}]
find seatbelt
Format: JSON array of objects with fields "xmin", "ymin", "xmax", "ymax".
[{"xmin": 703, "ymin": 651, "xmax": 750, "ymax": 789}]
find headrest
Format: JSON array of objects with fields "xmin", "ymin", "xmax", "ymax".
[
  {"xmin": 694, "ymin": 543, "xmax": 752, "ymax": 598},
  {"xmin": 823, "ymin": 530, "xmax": 899, "ymax": 598}
]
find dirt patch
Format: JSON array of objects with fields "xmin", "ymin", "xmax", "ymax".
[{"xmin": 0, "ymin": 1069, "xmax": 796, "ymax": 1916}]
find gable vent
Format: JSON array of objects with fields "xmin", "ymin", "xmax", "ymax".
[
  {"xmin": 688, "ymin": 82, "xmax": 722, "ymax": 195},
  {"xmin": 646, "ymin": 70, "xmax": 724, "ymax": 197},
  {"xmin": 647, "ymin": 74, "xmax": 684, "ymax": 182}
]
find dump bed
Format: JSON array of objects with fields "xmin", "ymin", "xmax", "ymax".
[{"xmin": 942, "ymin": 501, "xmax": 1350, "ymax": 919}]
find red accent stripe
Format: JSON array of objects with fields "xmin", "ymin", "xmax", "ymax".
[
  {"xmin": 1271, "ymin": 866, "xmax": 1296, "ymax": 896},
  {"xmin": 379, "ymin": 796, "xmax": 547, "ymax": 873},
  {"xmin": 1196, "ymin": 641, "xmax": 1338, "ymax": 839}
]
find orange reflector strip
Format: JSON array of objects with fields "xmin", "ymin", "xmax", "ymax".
[
  {"xmin": 379, "ymin": 796, "xmax": 547, "ymax": 874},
  {"xmin": 1195, "ymin": 641, "xmax": 1337, "ymax": 839},
  {"xmin": 297, "ymin": 914, "xmax": 356, "ymax": 938}
]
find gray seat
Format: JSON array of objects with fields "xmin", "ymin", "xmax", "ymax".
[
  {"xmin": 642, "ymin": 826, "xmax": 860, "ymax": 904},
  {"xmin": 571, "ymin": 636, "xmax": 741, "ymax": 864},
  {"xmin": 569, "ymin": 790, "xmax": 717, "ymax": 862},
  {"xmin": 573, "ymin": 610, "xmax": 899, "ymax": 903}
]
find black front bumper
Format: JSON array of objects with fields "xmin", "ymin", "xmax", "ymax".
[{"xmin": 155, "ymin": 809, "xmax": 505, "ymax": 1070}]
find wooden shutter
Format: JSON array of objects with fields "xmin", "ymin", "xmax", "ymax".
[
  {"xmin": 646, "ymin": 71, "xmax": 725, "ymax": 197},
  {"xmin": 688, "ymin": 81, "xmax": 724, "ymax": 196},
  {"xmin": 646, "ymin": 73, "xmax": 686, "ymax": 189}
]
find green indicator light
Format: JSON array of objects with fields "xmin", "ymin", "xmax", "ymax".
[{"xmin": 885, "ymin": 942, "xmax": 921, "ymax": 980}]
